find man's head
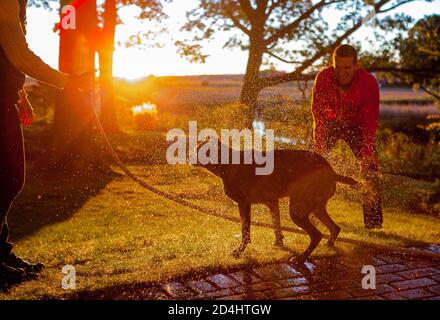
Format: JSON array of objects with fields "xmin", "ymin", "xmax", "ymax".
[{"xmin": 333, "ymin": 44, "xmax": 359, "ymax": 88}]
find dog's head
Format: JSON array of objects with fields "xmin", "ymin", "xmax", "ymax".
[{"xmin": 190, "ymin": 136, "xmax": 230, "ymax": 176}]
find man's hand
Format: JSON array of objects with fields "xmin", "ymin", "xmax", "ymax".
[
  {"xmin": 17, "ymin": 94, "xmax": 34, "ymax": 127},
  {"xmin": 65, "ymin": 70, "xmax": 95, "ymax": 93}
]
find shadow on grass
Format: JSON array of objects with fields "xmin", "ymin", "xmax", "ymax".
[
  {"xmin": 337, "ymin": 221, "xmax": 429, "ymax": 247},
  {"xmin": 7, "ymin": 166, "xmax": 118, "ymax": 242}
]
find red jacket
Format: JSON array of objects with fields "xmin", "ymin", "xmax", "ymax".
[{"xmin": 311, "ymin": 66, "xmax": 380, "ymax": 158}]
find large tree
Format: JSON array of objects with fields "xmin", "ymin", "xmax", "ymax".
[
  {"xmin": 177, "ymin": 0, "xmax": 433, "ymax": 125},
  {"xmin": 51, "ymin": 0, "xmax": 109, "ymax": 173}
]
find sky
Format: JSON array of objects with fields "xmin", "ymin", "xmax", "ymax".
[{"xmin": 25, "ymin": 0, "xmax": 440, "ymax": 79}]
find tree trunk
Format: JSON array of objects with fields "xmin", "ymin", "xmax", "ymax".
[
  {"xmin": 99, "ymin": 0, "xmax": 119, "ymax": 133},
  {"xmin": 239, "ymin": 40, "xmax": 264, "ymax": 128},
  {"xmin": 51, "ymin": 0, "xmax": 109, "ymax": 174}
]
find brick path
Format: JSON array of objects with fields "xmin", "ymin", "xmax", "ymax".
[{"xmin": 80, "ymin": 244, "xmax": 440, "ymax": 300}]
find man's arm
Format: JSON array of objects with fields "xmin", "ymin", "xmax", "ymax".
[
  {"xmin": 360, "ymin": 76, "xmax": 380, "ymax": 160},
  {"xmin": 311, "ymin": 71, "xmax": 328, "ymax": 154},
  {"xmin": 0, "ymin": 1, "xmax": 68, "ymax": 89}
]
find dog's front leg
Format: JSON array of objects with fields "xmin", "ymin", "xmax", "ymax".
[
  {"xmin": 232, "ymin": 202, "xmax": 251, "ymax": 258},
  {"xmin": 267, "ymin": 200, "xmax": 284, "ymax": 247}
]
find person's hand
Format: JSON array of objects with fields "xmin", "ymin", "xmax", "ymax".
[
  {"xmin": 17, "ymin": 94, "xmax": 34, "ymax": 127},
  {"xmin": 65, "ymin": 70, "xmax": 95, "ymax": 93}
]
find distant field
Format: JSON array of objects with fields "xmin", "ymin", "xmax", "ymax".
[{"xmin": 129, "ymin": 75, "xmax": 437, "ymax": 115}]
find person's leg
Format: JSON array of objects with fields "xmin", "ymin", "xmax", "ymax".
[
  {"xmin": 345, "ymin": 126, "xmax": 383, "ymax": 228},
  {"xmin": 361, "ymin": 162, "xmax": 383, "ymax": 228},
  {"xmin": 0, "ymin": 95, "xmax": 28, "ymax": 284},
  {"xmin": 0, "ymin": 95, "xmax": 44, "ymax": 275}
]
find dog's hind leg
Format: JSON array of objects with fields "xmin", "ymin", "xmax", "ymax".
[
  {"xmin": 266, "ymin": 200, "xmax": 283, "ymax": 247},
  {"xmin": 232, "ymin": 202, "xmax": 251, "ymax": 258},
  {"xmin": 314, "ymin": 204, "xmax": 340, "ymax": 247},
  {"xmin": 289, "ymin": 200, "xmax": 322, "ymax": 264}
]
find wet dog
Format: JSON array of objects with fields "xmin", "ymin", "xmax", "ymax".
[{"xmin": 193, "ymin": 138, "xmax": 357, "ymax": 263}]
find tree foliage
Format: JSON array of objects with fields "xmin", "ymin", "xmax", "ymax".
[
  {"xmin": 177, "ymin": 0, "xmax": 433, "ymax": 109},
  {"xmin": 399, "ymin": 15, "xmax": 440, "ymax": 100}
]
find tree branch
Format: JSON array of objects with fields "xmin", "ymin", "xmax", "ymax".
[
  {"xmin": 262, "ymin": 17, "xmax": 366, "ymax": 86},
  {"xmin": 265, "ymin": 50, "xmax": 301, "ymax": 64},
  {"xmin": 261, "ymin": 0, "xmax": 395, "ymax": 87},
  {"xmin": 263, "ymin": 0, "xmax": 342, "ymax": 46},
  {"xmin": 377, "ymin": 0, "xmax": 417, "ymax": 13},
  {"xmin": 390, "ymin": 71, "xmax": 440, "ymax": 101},
  {"xmin": 238, "ymin": 0, "xmax": 255, "ymax": 24},
  {"xmin": 265, "ymin": 0, "xmax": 278, "ymax": 19},
  {"xmin": 224, "ymin": 5, "xmax": 251, "ymax": 35},
  {"xmin": 421, "ymin": 85, "xmax": 440, "ymax": 100}
]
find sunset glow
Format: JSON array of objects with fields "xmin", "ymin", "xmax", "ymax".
[{"xmin": 131, "ymin": 103, "xmax": 158, "ymax": 115}]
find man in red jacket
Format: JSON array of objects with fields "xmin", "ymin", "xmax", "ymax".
[{"xmin": 311, "ymin": 44, "xmax": 383, "ymax": 229}]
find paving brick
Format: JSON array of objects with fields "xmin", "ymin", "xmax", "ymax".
[
  {"xmin": 302, "ymin": 273, "xmax": 331, "ymax": 283},
  {"xmin": 431, "ymin": 274, "xmax": 440, "ymax": 282},
  {"xmin": 319, "ymin": 269, "xmax": 362, "ymax": 281},
  {"xmin": 162, "ymin": 281, "xmax": 193, "ymax": 299},
  {"xmin": 347, "ymin": 284, "xmax": 395, "ymax": 298},
  {"xmin": 231, "ymin": 281, "xmax": 280, "ymax": 294},
  {"xmin": 376, "ymin": 273, "xmax": 404, "ymax": 284},
  {"xmin": 337, "ymin": 257, "xmax": 371, "ymax": 270},
  {"xmin": 374, "ymin": 254, "xmax": 405, "ymax": 264},
  {"xmin": 312, "ymin": 257, "xmax": 347, "ymax": 270},
  {"xmin": 289, "ymin": 261, "xmax": 318, "ymax": 273},
  {"xmin": 423, "ymin": 244, "xmax": 440, "ymax": 255},
  {"xmin": 396, "ymin": 267, "xmax": 440, "ymax": 280},
  {"xmin": 404, "ymin": 258, "xmax": 439, "ymax": 269},
  {"xmin": 279, "ymin": 263, "xmax": 303, "ymax": 278},
  {"xmin": 186, "ymin": 279, "xmax": 216, "ymax": 294},
  {"xmin": 427, "ymin": 285, "xmax": 440, "ymax": 295},
  {"xmin": 390, "ymin": 277, "xmax": 438, "ymax": 291},
  {"xmin": 207, "ymin": 274, "xmax": 239, "ymax": 289},
  {"xmin": 192, "ymin": 289, "xmax": 235, "ymax": 300},
  {"xmin": 382, "ymin": 292, "xmax": 405, "ymax": 300},
  {"xmin": 216, "ymin": 294, "xmax": 246, "ymax": 300},
  {"xmin": 370, "ymin": 257, "xmax": 387, "ymax": 266},
  {"xmin": 384, "ymin": 288, "xmax": 434, "ymax": 300},
  {"xmin": 228, "ymin": 271, "xmax": 262, "ymax": 285},
  {"xmin": 324, "ymin": 280, "xmax": 359, "ymax": 291},
  {"xmin": 242, "ymin": 291, "xmax": 269, "ymax": 299},
  {"xmin": 252, "ymin": 264, "xmax": 300, "ymax": 281},
  {"xmin": 268, "ymin": 286, "xmax": 311, "ymax": 299},
  {"xmin": 376, "ymin": 264, "xmax": 409, "ymax": 274},
  {"xmin": 352, "ymin": 295, "xmax": 386, "ymax": 300},
  {"xmin": 309, "ymin": 280, "xmax": 358, "ymax": 292},
  {"xmin": 277, "ymin": 277, "xmax": 310, "ymax": 288},
  {"xmin": 301, "ymin": 290, "xmax": 353, "ymax": 300}
]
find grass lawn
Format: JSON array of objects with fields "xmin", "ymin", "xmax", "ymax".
[{"xmin": 1, "ymin": 130, "xmax": 439, "ymax": 300}]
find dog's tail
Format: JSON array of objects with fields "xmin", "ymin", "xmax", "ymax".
[{"xmin": 335, "ymin": 174, "xmax": 358, "ymax": 186}]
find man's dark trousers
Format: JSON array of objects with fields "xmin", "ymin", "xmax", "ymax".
[
  {"xmin": 0, "ymin": 92, "xmax": 25, "ymax": 260},
  {"xmin": 319, "ymin": 122, "xmax": 383, "ymax": 228}
]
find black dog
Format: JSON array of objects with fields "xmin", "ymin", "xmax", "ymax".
[{"xmin": 194, "ymin": 138, "xmax": 357, "ymax": 263}]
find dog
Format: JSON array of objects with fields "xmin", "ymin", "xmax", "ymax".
[{"xmin": 193, "ymin": 137, "xmax": 357, "ymax": 263}]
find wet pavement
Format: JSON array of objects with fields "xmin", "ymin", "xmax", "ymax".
[{"xmin": 79, "ymin": 244, "xmax": 440, "ymax": 300}]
